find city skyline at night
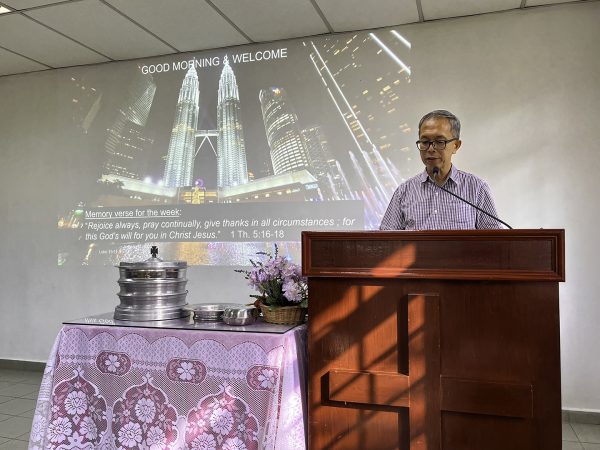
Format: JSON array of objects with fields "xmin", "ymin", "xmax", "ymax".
[{"xmin": 57, "ymin": 26, "xmax": 417, "ymax": 265}]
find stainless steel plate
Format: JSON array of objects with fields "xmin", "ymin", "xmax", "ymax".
[
  {"xmin": 187, "ymin": 303, "xmax": 242, "ymax": 322},
  {"xmin": 222, "ymin": 306, "xmax": 258, "ymax": 326}
]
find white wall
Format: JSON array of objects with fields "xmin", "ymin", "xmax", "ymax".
[
  {"xmin": 1, "ymin": 2, "xmax": 599, "ymax": 411},
  {"xmin": 401, "ymin": 3, "xmax": 600, "ymax": 411}
]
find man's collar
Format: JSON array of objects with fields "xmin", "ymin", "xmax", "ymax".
[{"xmin": 420, "ymin": 165, "xmax": 460, "ymax": 185}]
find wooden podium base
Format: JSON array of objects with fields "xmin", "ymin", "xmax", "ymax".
[{"xmin": 303, "ymin": 230, "xmax": 564, "ymax": 450}]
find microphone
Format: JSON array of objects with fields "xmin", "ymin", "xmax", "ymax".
[{"xmin": 430, "ymin": 167, "xmax": 512, "ymax": 229}]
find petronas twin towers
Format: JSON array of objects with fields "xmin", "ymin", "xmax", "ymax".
[
  {"xmin": 164, "ymin": 65, "xmax": 199, "ymax": 187},
  {"xmin": 217, "ymin": 56, "xmax": 248, "ymax": 188},
  {"xmin": 164, "ymin": 56, "xmax": 248, "ymax": 188}
]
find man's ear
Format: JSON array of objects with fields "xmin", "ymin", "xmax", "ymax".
[{"xmin": 452, "ymin": 139, "xmax": 462, "ymax": 154}]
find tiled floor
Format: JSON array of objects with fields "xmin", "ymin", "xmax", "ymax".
[
  {"xmin": 0, "ymin": 367, "xmax": 598, "ymax": 449},
  {"xmin": 0, "ymin": 368, "xmax": 42, "ymax": 450}
]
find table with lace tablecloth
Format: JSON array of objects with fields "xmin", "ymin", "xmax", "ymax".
[{"xmin": 29, "ymin": 321, "xmax": 307, "ymax": 450}]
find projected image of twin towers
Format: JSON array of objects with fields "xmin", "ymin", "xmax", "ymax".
[
  {"xmin": 164, "ymin": 56, "xmax": 314, "ymax": 195},
  {"xmin": 164, "ymin": 56, "xmax": 249, "ymax": 189}
]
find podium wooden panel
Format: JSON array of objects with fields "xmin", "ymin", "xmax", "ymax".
[{"xmin": 302, "ymin": 230, "xmax": 564, "ymax": 450}]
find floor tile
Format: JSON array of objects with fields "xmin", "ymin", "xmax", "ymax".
[
  {"xmin": 0, "ymin": 438, "xmax": 29, "ymax": 449},
  {"xmin": 0, "ymin": 398, "xmax": 11, "ymax": 405},
  {"xmin": 571, "ymin": 412, "xmax": 600, "ymax": 425},
  {"xmin": 0, "ymin": 383, "xmax": 39, "ymax": 398},
  {"xmin": 21, "ymin": 389, "xmax": 40, "ymax": 400},
  {"xmin": 0, "ymin": 372, "xmax": 23, "ymax": 383},
  {"xmin": 563, "ymin": 443, "xmax": 584, "ymax": 450},
  {"xmin": 565, "ymin": 422, "xmax": 580, "ymax": 441},
  {"xmin": 573, "ymin": 423, "xmax": 600, "ymax": 444},
  {"xmin": 0, "ymin": 415, "xmax": 9, "ymax": 423},
  {"xmin": 16, "ymin": 409, "xmax": 34, "ymax": 419},
  {"xmin": 583, "ymin": 444, "xmax": 600, "ymax": 449},
  {"xmin": 0, "ymin": 369, "xmax": 42, "ymax": 382},
  {"xmin": 16, "ymin": 374, "xmax": 43, "ymax": 386},
  {"xmin": 0, "ymin": 416, "xmax": 33, "ymax": 439},
  {"xmin": 0, "ymin": 384, "xmax": 12, "ymax": 392},
  {"xmin": 0, "ymin": 398, "xmax": 36, "ymax": 416},
  {"xmin": 0, "ymin": 438, "xmax": 7, "ymax": 446},
  {"xmin": 15, "ymin": 431, "xmax": 29, "ymax": 442}
]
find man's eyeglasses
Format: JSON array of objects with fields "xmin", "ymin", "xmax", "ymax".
[{"xmin": 416, "ymin": 138, "xmax": 458, "ymax": 151}]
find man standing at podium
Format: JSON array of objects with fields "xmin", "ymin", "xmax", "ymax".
[{"xmin": 380, "ymin": 109, "xmax": 504, "ymax": 230}]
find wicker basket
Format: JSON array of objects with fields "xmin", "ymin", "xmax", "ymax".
[{"xmin": 259, "ymin": 302, "xmax": 307, "ymax": 325}]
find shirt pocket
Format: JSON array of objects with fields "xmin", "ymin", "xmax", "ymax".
[{"xmin": 442, "ymin": 199, "xmax": 476, "ymax": 229}]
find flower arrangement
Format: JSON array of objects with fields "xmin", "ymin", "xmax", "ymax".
[{"xmin": 235, "ymin": 244, "xmax": 308, "ymax": 309}]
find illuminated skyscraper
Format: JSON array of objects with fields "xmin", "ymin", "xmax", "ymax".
[
  {"xmin": 103, "ymin": 68, "xmax": 156, "ymax": 179},
  {"xmin": 305, "ymin": 31, "xmax": 413, "ymax": 222},
  {"xmin": 301, "ymin": 125, "xmax": 336, "ymax": 200},
  {"xmin": 259, "ymin": 87, "xmax": 309, "ymax": 175},
  {"xmin": 69, "ymin": 75, "xmax": 101, "ymax": 134},
  {"xmin": 217, "ymin": 56, "xmax": 248, "ymax": 188},
  {"xmin": 164, "ymin": 65, "xmax": 200, "ymax": 187}
]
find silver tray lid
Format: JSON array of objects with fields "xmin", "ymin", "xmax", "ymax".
[{"xmin": 117, "ymin": 246, "xmax": 187, "ymax": 269}]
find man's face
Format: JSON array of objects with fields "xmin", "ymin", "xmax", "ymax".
[{"xmin": 418, "ymin": 117, "xmax": 461, "ymax": 176}]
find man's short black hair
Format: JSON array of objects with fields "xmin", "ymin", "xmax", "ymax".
[{"xmin": 418, "ymin": 110, "xmax": 461, "ymax": 139}]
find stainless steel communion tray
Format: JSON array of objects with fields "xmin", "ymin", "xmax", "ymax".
[{"xmin": 113, "ymin": 246, "xmax": 188, "ymax": 321}]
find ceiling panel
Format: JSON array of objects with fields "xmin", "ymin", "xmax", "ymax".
[
  {"xmin": 421, "ymin": 0, "xmax": 521, "ymax": 21},
  {"xmin": 105, "ymin": 0, "xmax": 249, "ymax": 52},
  {"xmin": 26, "ymin": 0, "xmax": 175, "ymax": 60},
  {"xmin": 1, "ymin": 0, "xmax": 69, "ymax": 10},
  {"xmin": 210, "ymin": 0, "xmax": 329, "ymax": 42},
  {"xmin": 0, "ymin": 13, "xmax": 108, "ymax": 67},
  {"xmin": 0, "ymin": 46, "xmax": 48, "ymax": 76},
  {"xmin": 316, "ymin": 0, "xmax": 419, "ymax": 32}
]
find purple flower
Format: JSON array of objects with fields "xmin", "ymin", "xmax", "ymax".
[
  {"xmin": 236, "ymin": 244, "xmax": 307, "ymax": 306},
  {"xmin": 283, "ymin": 279, "xmax": 302, "ymax": 303}
]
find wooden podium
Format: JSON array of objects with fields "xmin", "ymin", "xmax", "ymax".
[{"xmin": 302, "ymin": 230, "xmax": 565, "ymax": 450}]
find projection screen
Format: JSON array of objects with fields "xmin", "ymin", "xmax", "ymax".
[{"xmin": 56, "ymin": 27, "xmax": 417, "ymax": 266}]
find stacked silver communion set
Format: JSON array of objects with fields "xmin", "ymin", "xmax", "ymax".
[
  {"xmin": 113, "ymin": 246, "xmax": 257, "ymax": 325},
  {"xmin": 114, "ymin": 246, "xmax": 189, "ymax": 321}
]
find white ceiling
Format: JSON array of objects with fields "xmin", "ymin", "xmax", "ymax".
[{"xmin": 0, "ymin": 0, "xmax": 584, "ymax": 77}]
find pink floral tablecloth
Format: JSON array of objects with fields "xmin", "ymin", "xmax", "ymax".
[{"xmin": 29, "ymin": 324, "xmax": 307, "ymax": 450}]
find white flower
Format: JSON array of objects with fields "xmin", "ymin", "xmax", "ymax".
[
  {"xmin": 79, "ymin": 416, "xmax": 98, "ymax": 440},
  {"xmin": 118, "ymin": 422, "xmax": 143, "ymax": 448},
  {"xmin": 177, "ymin": 361, "xmax": 196, "ymax": 381},
  {"xmin": 135, "ymin": 397, "xmax": 156, "ymax": 423},
  {"xmin": 146, "ymin": 426, "xmax": 166, "ymax": 450},
  {"xmin": 64, "ymin": 390, "xmax": 88, "ymax": 415},
  {"xmin": 257, "ymin": 369, "xmax": 276, "ymax": 390},
  {"xmin": 191, "ymin": 433, "xmax": 217, "ymax": 450},
  {"xmin": 48, "ymin": 417, "xmax": 72, "ymax": 443},
  {"xmin": 105, "ymin": 354, "xmax": 121, "ymax": 373},
  {"xmin": 209, "ymin": 407, "xmax": 234, "ymax": 435},
  {"xmin": 223, "ymin": 436, "xmax": 248, "ymax": 450},
  {"xmin": 66, "ymin": 431, "xmax": 85, "ymax": 447}
]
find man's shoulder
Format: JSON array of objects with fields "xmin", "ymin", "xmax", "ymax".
[
  {"xmin": 453, "ymin": 167, "xmax": 489, "ymax": 187},
  {"xmin": 400, "ymin": 171, "xmax": 427, "ymax": 187}
]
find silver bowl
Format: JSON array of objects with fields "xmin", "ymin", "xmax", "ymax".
[
  {"xmin": 222, "ymin": 306, "xmax": 258, "ymax": 326},
  {"xmin": 188, "ymin": 303, "xmax": 241, "ymax": 322}
]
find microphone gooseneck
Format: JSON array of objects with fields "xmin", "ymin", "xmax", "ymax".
[{"xmin": 429, "ymin": 168, "xmax": 512, "ymax": 229}]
